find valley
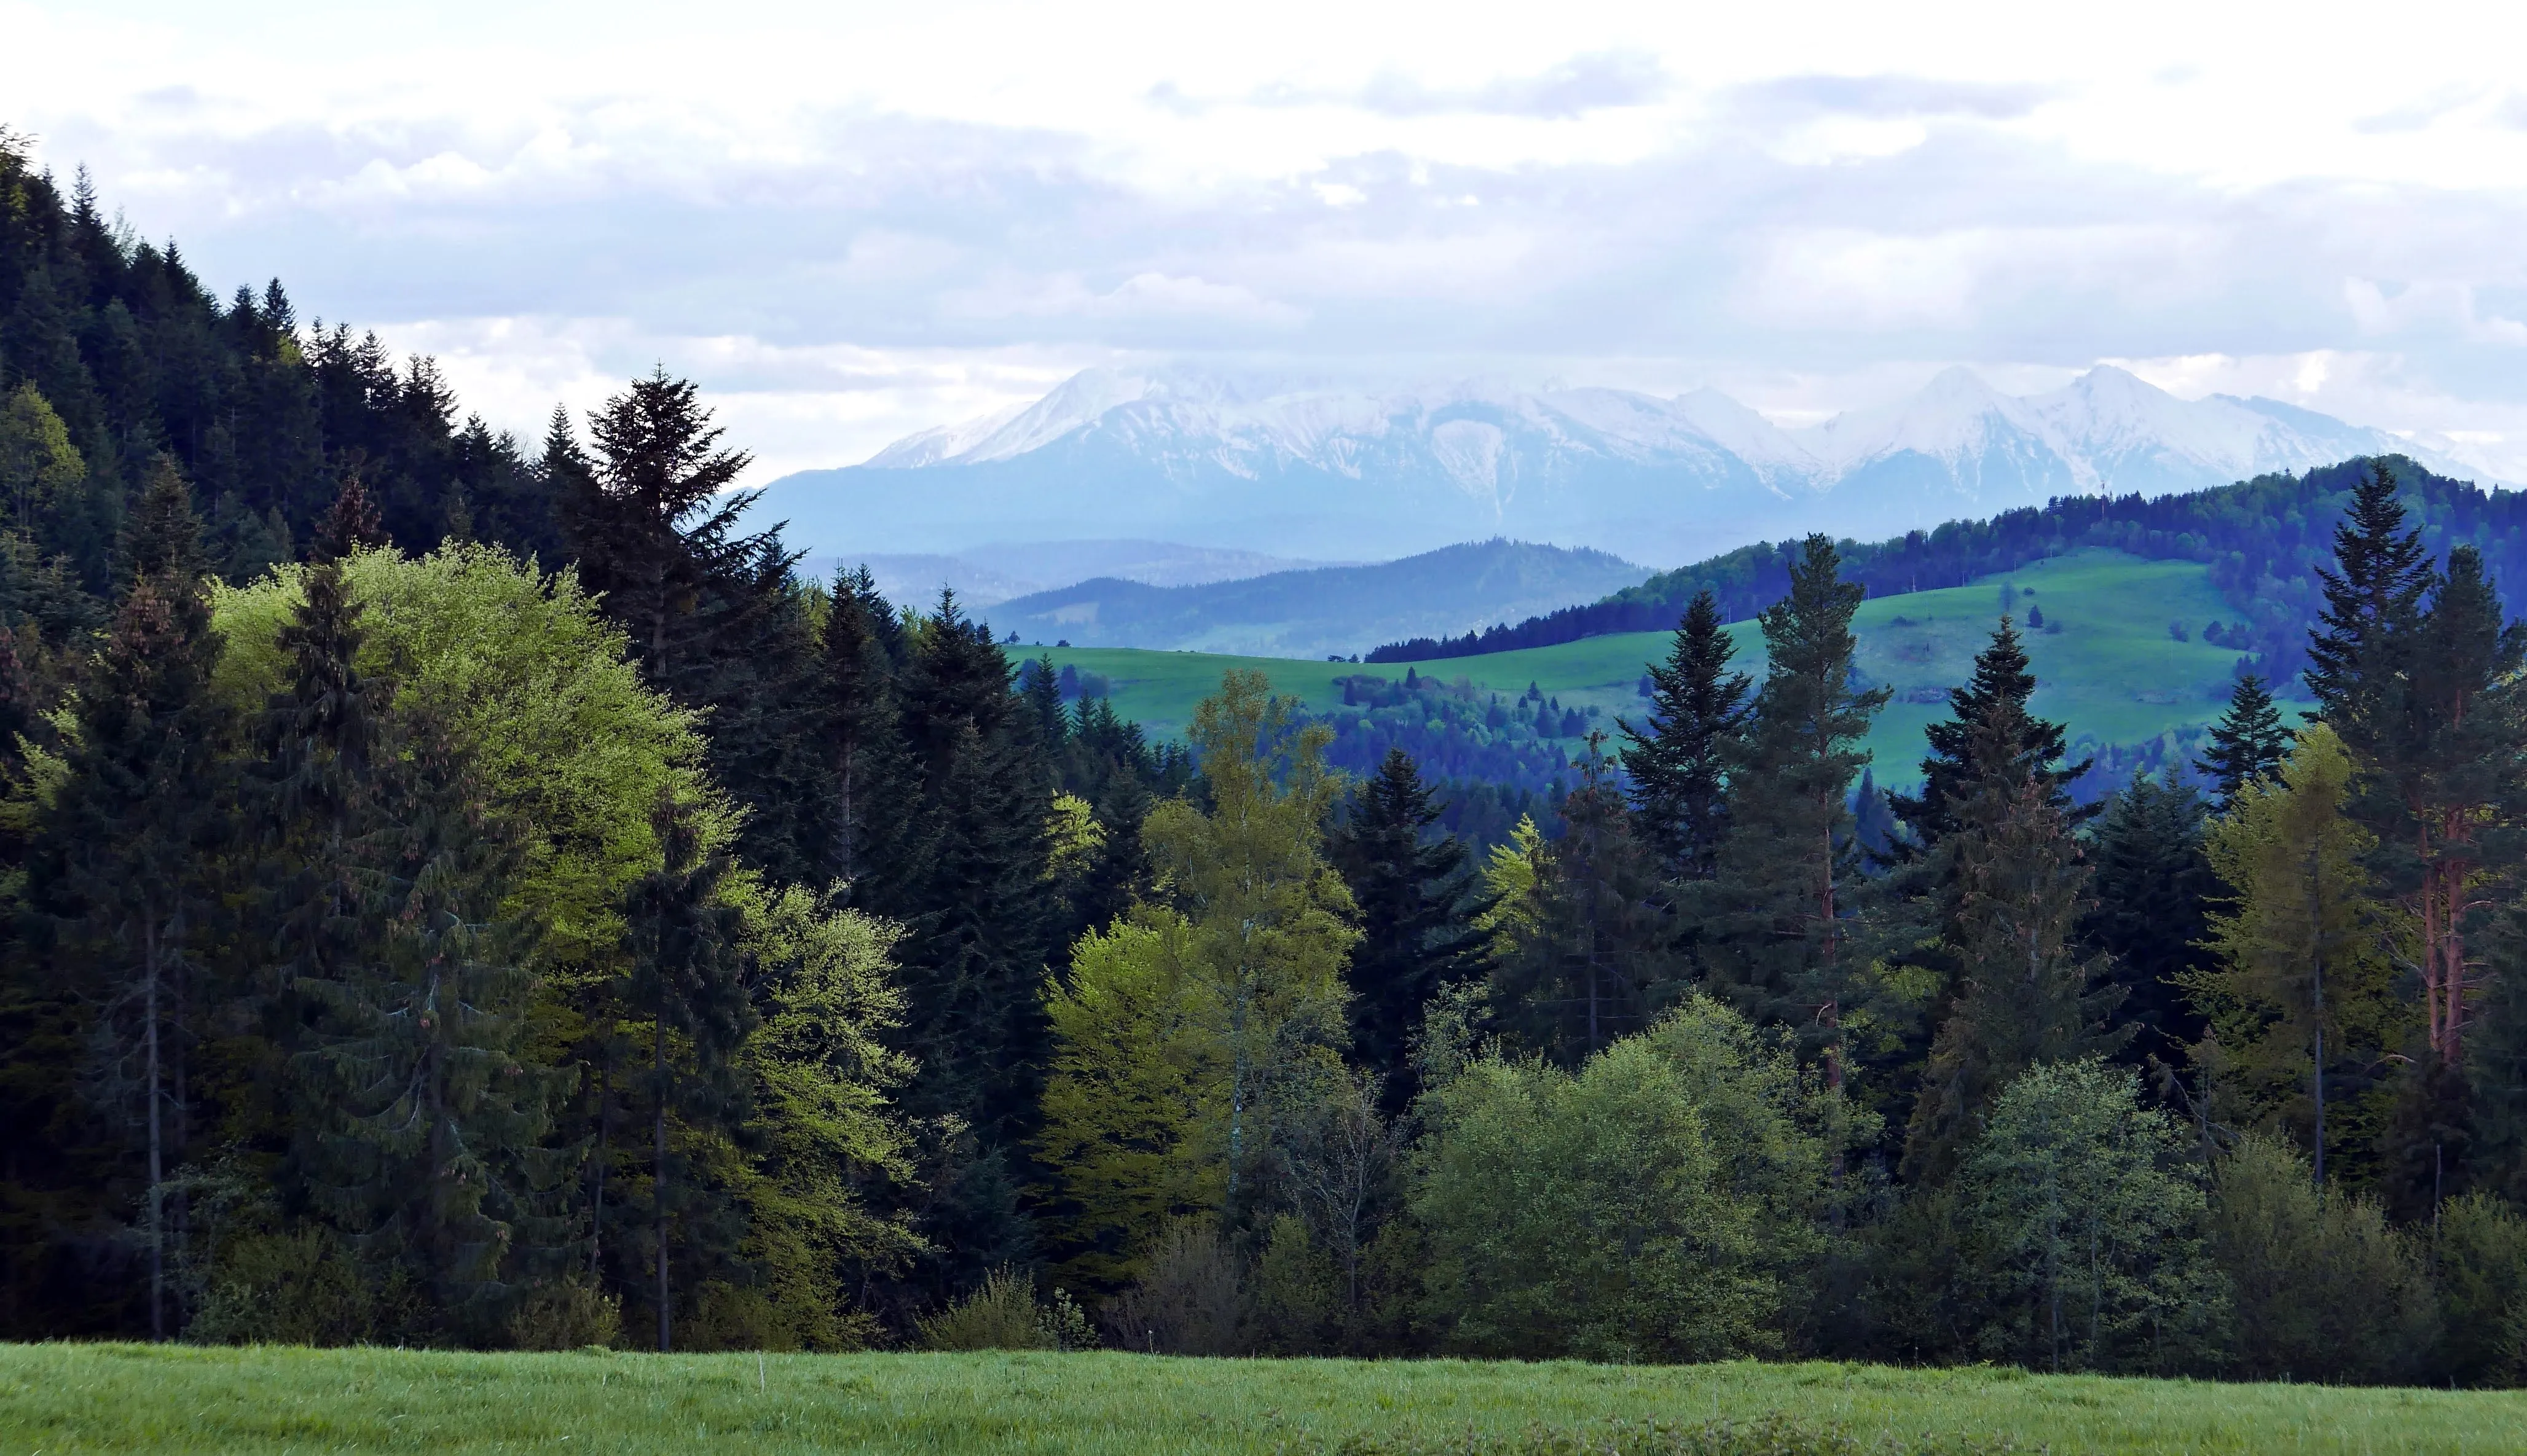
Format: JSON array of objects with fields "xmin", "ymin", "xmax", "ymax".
[{"xmin": 1006, "ymin": 549, "xmax": 2280, "ymax": 789}]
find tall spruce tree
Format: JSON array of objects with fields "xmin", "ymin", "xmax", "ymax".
[
  {"xmin": 1622, "ymin": 590, "xmax": 1750, "ymax": 882},
  {"xmin": 1901, "ymin": 693, "xmax": 2129, "ymax": 1184},
  {"xmin": 2197, "ymin": 674, "xmax": 2294, "ymax": 812},
  {"xmin": 620, "ymin": 794, "xmax": 755, "ymax": 1352},
  {"xmin": 562, "ymin": 372, "xmax": 818, "ymax": 884},
  {"xmin": 1691, "ymin": 536, "xmax": 1896, "ymax": 1089},
  {"xmin": 2305, "ymin": 462, "xmax": 2525, "ymax": 1070},
  {"xmin": 1888, "ymin": 616, "xmax": 2080, "ymax": 848},
  {"xmin": 37, "ymin": 460, "xmax": 226, "ymax": 1338},
  {"xmin": 1330, "ymin": 748, "xmax": 1491, "ymax": 1108}
]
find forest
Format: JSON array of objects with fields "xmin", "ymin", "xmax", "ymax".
[
  {"xmin": 4, "ymin": 132, "xmax": 2527, "ymax": 1385},
  {"xmin": 1367, "ymin": 455, "xmax": 2527, "ymax": 687}
]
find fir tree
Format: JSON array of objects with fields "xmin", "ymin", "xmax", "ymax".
[
  {"xmin": 1621, "ymin": 590, "xmax": 1749, "ymax": 882},
  {"xmin": 2196, "ymin": 674, "xmax": 2293, "ymax": 812},
  {"xmin": 2081, "ymin": 772, "xmax": 2215, "ymax": 1067},
  {"xmin": 37, "ymin": 473, "xmax": 226, "ymax": 1338},
  {"xmin": 1496, "ymin": 737, "xmax": 1678, "ymax": 1062},
  {"xmin": 1329, "ymin": 748, "xmax": 1491, "ymax": 1109},
  {"xmin": 2303, "ymin": 460, "xmax": 2431, "ymax": 728},
  {"xmin": 621, "ymin": 793, "xmax": 756, "ymax": 1352},
  {"xmin": 1888, "ymin": 617, "xmax": 2080, "ymax": 849},
  {"xmin": 1902, "ymin": 694, "xmax": 2129, "ymax": 1184},
  {"xmin": 1690, "ymin": 536, "xmax": 1898, "ymax": 1090},
  {"xmin": 564, "ymin": 370, "xmax": 816, "ymax": 883}
]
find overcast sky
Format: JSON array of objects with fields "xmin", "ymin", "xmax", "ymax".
[{"xmin": 14, "ymin": 0, "xmax": 2527, "ymax": 480}]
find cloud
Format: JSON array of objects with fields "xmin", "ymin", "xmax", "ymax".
[
  {"xmin": 18, "ymin": 0, "xmax": 2527, "ymax": 472},
  {"xmin": 1729, "ymin": 74, "xmax": 2053, "ymax": 123}
]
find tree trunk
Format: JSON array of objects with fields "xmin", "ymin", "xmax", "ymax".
[
  {"xmin": 143, "ymin": 915, "xmax": 164, "ymax": 1342},
  {"xmin": 654, "ymin": 1006, "xmax": 670, "ymax": 1353}
]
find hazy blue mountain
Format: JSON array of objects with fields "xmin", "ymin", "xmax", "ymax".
[
  {"xmin": 811, "ymin": 539, "xmax": 1340, "ymax": 609},
  {"xmin": 991, "ymin": 538, "xmax": 1649, "ymax": 659},
  {"xmin": 755, "ymin": 365, "xmax": 2483, "ymax": 566}
]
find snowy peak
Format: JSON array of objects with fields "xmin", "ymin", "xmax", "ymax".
[{"xmin": 796, "ymin": 364, "xmax": 2490, "ymax": 565}]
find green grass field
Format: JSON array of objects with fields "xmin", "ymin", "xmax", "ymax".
[
  {"xmin": 1014, "ymin": 550, "xmax": 2293, "ymax": 786},
  {"xmin": 5, "ymin": 1344, "xmax": 2520, "ymax": 1454}
]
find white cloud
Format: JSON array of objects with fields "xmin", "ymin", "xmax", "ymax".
[{"xmin": 14, "ymin": 0, "xmax": 2527, "ymax": 469}]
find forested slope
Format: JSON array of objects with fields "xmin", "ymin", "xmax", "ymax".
[{"xmin": 1372, "ymin": 456, "xmax": 2521, "ymax": 686}]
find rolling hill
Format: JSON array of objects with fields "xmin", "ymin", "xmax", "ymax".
[
  {"xmin": 1008, "ymin": 549, "xmax": 2286, "ymax": 794},
  {"xmin": 987, "ymin": 539, "xmax": 1648, "ymax": 659}
]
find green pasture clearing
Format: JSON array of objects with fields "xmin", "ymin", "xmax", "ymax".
[
  {"xmin": 5, "ymin": 1344, "xmax": 2520, "ymax": 1454},
  {"xmin": 1013, "ymin": 550, "xmax": 2295, "ymax": 785}
]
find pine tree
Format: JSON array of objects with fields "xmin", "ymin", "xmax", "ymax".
[
  {"xmin": 1621, "ymin": 590, "xmax": 1748, "ymax": 881},
  {"xmin": 817, "ymin": 566, "xmax": 917, "ymax": 888},
  {"xmin": 2197, "ymin": 674, "xmax": 2293, "ymax": 812},
  {"xmin": 1496, "ymin": 738, "xmax": 1678, "ymax": 1062},
  {"xmin": 1691, "ymin": 536, "xmax": 1898, "ymax": 1089},
  {"xmin": 620, "ymin": 793, "xmax": 756, "ymax": 1352},
  {"xmin": 1888, "ymin": 617, "xmax": 2079, "ymax": 848},
  {"xmin": 2081, "ymin": 772, "xmax": 2215, "ymax": 1067},
  {"xmin": 1901, "ymin": 694, "xmax": 2129, "ymax": 1184},
  {"xmin": 2303, "ymin": 460, "xmax": 2432, "ymax": 727},
  {"xmin": 1329, "ymin": 748, "xmax": 1491, "ymax": 1108},
  {"xmin": 36, "ymin": 464, "xmax": 226, "ymax": 1339},
  {"xmin": 564, "ymin": 370, "xmax": 817, "ymax": 883}
]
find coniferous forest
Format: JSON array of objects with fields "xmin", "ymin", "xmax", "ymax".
[{"xmin": 8, "ymin": 134, "xmax": 2527, "ymax": 1387}]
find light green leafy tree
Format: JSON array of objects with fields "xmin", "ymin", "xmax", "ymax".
[
  {"xmin": 1956, "ymin": 1059, "xmax": 2228, "ymax": 1374},
  {"xmin": 1411, "ymin": 995, "xmax": 1847, "ymax": 1361}
]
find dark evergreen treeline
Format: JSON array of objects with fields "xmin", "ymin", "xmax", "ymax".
[{"xmin": 1369, "ymin": 456, "xmax": 2527, "ymax": 686}]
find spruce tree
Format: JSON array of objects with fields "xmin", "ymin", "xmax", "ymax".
[
  {"xmin": 564, "ymin": 370, "xmax": 817, "ymax": 883},
  {"xmin": 1621, "ymin": 590, "xmax": 1749, "ymax": 882},
  {"xmin": 37, "ymin": 461, "xmax": 226, "ymax": 1338},
  {"xmin": 1690, "ymin": 536, "xmax": 1897, "ymax": 1089},
  {"xmin": 1498, "ymin": 738, "xmax": 1679, "ymax": 1062},
  {"xmin": 817, "ymin": 566, "xmax": 918, "ymax": 889},
  {"xmin": 1329, "ymin": 748, "xmax": 1491, "ymax": 1108},
  {"xmin": 620, "ymin": 794, "xmax": 756, "ymax": 1352},
  {"xmin": 2197, "ymin": 674, "xmax": 2293, "ymax": 812},
  {"xmin": 1888, "ymin": 616, "xmax": 2079, "ymax": 848},
  {"xmin": 1901, "ymin": 693, "xmax": 2129, "ymax": 1184},
  {"xmin": 2081, "ymin": 772, "xmax": 2215, "ymax": 1067}
]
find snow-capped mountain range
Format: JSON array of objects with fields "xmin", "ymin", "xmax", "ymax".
[{"xmin": 755, "ymin": 366, "xmax": 2488, "ymax": 566}]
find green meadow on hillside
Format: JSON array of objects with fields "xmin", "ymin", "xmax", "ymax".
[
  {"xmin": 1016, "ymin": 550, "xmax": 2285, "ymax": 785},
  {"xmin": 7, "ymin": 1344, "xmax": 2523, "ymax": 1455}
]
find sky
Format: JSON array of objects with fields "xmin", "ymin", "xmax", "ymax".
[{"xmin": 12, "ymin": 0, "xmax": 2527, "ymax": 482}]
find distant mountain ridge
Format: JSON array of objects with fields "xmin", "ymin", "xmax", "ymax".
[
  {"xmin": 989, "ymin": 539, "xmax": 1648, "ymax": 660},
  {"xmin": 753, "ymin": 364, "xmax": 2486, "ymax": 565}
]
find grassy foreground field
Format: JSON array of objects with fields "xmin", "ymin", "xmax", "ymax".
[
  {"xmin": 1015, "ymin": 550, "xmax": 2299, "ymax": 784},
  {"xmin": 6, "ymin": 1345, "xmax": 2522, "ymax": 1454}
]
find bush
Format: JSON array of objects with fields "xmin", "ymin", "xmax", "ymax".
[
  {"xmin": 505, "ymin": 1278, "xmax": 623, "ymax": 1351},
  {"xmin": 2207, "ymin": 1132, "xmax": 2438, "ymax": 1384},
  {"xmin": 186, "ymin": 1227, "xmax": 428, "ymax": 1347},
  {"xmin": 2431, "ymin": 1192, "xmax": 2527, "ymax": 1386},
  {"xmin": 916, "ymin": 1266, "xmax": 1091, "ymax": 1352},
  {"xmin": 1103, "ymin": 1219, "xmax": 1248, "ymax": 1355}
]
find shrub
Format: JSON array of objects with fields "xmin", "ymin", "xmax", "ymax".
[
  {"xmin": 1103, "ymin": 1219, "xmax": 1248, "ymax": 1355},
  {"xmin": 2431, "ymin": 1192, "xmax": 2527, "ymax": 1386},
  {"xmin": 2207, "ymin": 1132, "xmax": 2437, "ymax": 1383},
  {"xmin": 916, "ymin": 1266, "xmax": 1091, "ymax": 1352}
]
